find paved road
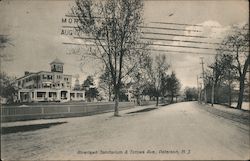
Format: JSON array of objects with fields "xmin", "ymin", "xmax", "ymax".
[{"xmin": 1, "ymin": 102, "xmax": 249, "ymax": 160}]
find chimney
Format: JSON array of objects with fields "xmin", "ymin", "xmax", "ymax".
[{"xmin": 24, "ymin": 71, "xmax": 30, "ymax": 75}]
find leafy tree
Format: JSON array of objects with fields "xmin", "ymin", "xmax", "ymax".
[
  {"xmin": 145, "ymin": 54, "xmax": 169, "ymax": 106},
  {"xmin": 128, "ymin": 53, "xmax": 152, "ymax": 105},
  {"xmin": 209, "ymin": 54, "xmax": 237, "ymax": 106},
  {"xmin": 72, "ymin": 0, "xmax": 147, "ymax": 116},
  {"xmin": 82, "ymin": 75, "xmax": 94, "ymax": 89},
  {"xmin": 184, "ymin": 87, "xmax": 198, "ymax": 101},
  {"xmin": 99, "ymin": 67, "xmax": 112, "ymax": 101},
  {"xmin": 217, "ymin": 24, "xmax": 249, "ymax": 109},
  {"xmin": 0, "ymin": 35, "xmax": 14, "ymax": 61},
  {"xmin": 162, "ymin": 72, "xmax": 181, "ymax": 103},
  {"xmin": 82, "ymin": 75, "xmax": 99, "ymax": 102},
  {"xmin": 0, "ymin": 72, "xmax": 17, "ymax": 104}
]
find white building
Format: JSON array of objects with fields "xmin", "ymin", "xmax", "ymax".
[{"xmin": 16, "ymin": 58, "xmax": 85, "ymax": 103}]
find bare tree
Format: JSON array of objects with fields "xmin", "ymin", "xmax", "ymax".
[{"xmin": 72, "ymin": 0, "xmax": 147, "ymax": 116}]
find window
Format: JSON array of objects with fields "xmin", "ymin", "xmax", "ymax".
[
  {"xmin": 47, "ymin": 75, "xmax": 53, "ymax": 80},
  {"xmin": 77, "ymin": 93, "xmax": 83, "ymax": 98},
  {"xmin": 37, "ymin": 92, "xmax": 46, "ymax": 98},
  {"xmin": 43, "ymin": 74, "xmax": 47, "ymax": 79}
]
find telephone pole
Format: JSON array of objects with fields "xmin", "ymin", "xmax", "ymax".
[
  {"xmin": 200, "ymin": 57, "xmax": 207, "ymax": 104},
  {"xmin": 211, "ymin": 68, "xmax": 215, "ymax": 106},
  {"xmin": 197, "ymin": 75, "xmax": 200, "ymax": 103}
]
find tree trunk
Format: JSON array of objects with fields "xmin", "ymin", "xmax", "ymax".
[
  {"xmin": 236, "ymin": 54, "xmax": 249, "ymax": 109},
  {"xmin": 114, "ymin": 96, "xmax": 119, "ymax": 116},
  {"xmin": 171, "ymin": 93, "xmax": 174, "ymax": 103},
  {"xmin": 237, "ymin": 77, "xmax": 245, "ymax": 109},
  {"xmin": 114, "ymin": 86, "xmax": 119, "ymax": 116},
  {"xmin": 156, "ymin": 95, "xmax": 159, "ymax": 106},
  {"xmin": 108, "ymin": 85, "xmax": 111, "ymax": 102}
]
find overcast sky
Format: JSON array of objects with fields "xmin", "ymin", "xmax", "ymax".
[{"xmin": 0, "ymin": 0, "xmax": 248, "ymax": 88}]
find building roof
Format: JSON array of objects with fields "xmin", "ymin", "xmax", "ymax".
[
  {"xmin": 16, "ymin": 71, "xmax": 72, "ymax": 80},
  {"xmin": 50, "ymin": 58, "xmax": 64, "ymax": 65}
]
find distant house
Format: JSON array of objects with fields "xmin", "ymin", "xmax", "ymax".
[{"xmin": 15, "ymin": 58, "xmax": 85, "ymax": 103}]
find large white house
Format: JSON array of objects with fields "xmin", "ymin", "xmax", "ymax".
[{"xmin": 16, "ymin": 58, "xmax": 85, "ymax": 103}]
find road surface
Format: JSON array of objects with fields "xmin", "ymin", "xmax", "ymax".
[{"xmin": 1, "ymin": 102, "xmax": 249, "ymax": 160}]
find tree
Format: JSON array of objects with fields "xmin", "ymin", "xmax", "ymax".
[
  {"xmin": 0, "ymin": 35, "xmax": 14, "ymax": 61},
  {"xmin": 211, "ymin": 54, "xmax": 237, "ymax": 106},
  {"xmin": 128, "ymin": 53, "xmax": 153, "ymax": 105},
  {"xmin": 145, "ymin": 54, "xmax": 169, "ymax": 106},
  {"xmin": 82, "ymin": 76, "xmax": 99, "ymax": 102},
  {"xmin": 218, "ymin": 24, "xmax": 249, "ymax": 109},
  {"xmin": 184, "ymin": 87, "xmax": 198, "ymax": 101},
  {"xmin": 163, "ymin": 72, "xmax": 181, "ymax": 103},
  {"xmin": 0, "ymin": 72, "xmax": 17, "ymax": 104},
  {"xmin": 72, "ymin": 0, "xmax": 147, "ymax": 116},
  {"xmin": 99, "ymin": 67, "xmax": 112, "ymax": 101}
]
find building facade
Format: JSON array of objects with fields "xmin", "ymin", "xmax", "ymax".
[{"xmin": 16, "ymin": 58, "xmax": 85, "ymax": 103}]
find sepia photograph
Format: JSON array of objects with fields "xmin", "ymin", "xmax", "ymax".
[{"xmin": 0, "ymin": 0, "xmax": 249, "ymax": 160}]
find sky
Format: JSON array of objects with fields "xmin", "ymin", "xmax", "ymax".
[{"xmin": 0, "ymin": 0, "xmax": 248, "ymax": 88}]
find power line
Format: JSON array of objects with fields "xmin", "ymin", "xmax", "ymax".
[
  {"xmin": 151, "ymin": 21, "xmax": 221, "ymax": 28},
  {"xmin": 72, "ymin": 36, "xmax": 241, "ymax": 52},
  {"xmin": 142, "ymin": 31, "xmax": 212, "ymax": 38},
  {"xmin": 69, "ymin": 35, "xmax": 247, "ymax": 48},
  {"xmin": 139, "ymin": 26, "xmax": 202, "ymax": 32},
  {"xmin": 141, "ymin": 37, "xmax": 221, "ymax": 45},
  {"xmin": 148, "ymin": 43, "xmax": 221, "ymax": 51},
  {"xmin": 62, "ymin": 42, "xmax": 218, "ymax": 55},
  {"xmin": 64, "ymin": 14, "xmax": 249, "ymax": 31},
  {"xmin": 62, "ymin": 25, "xmax": 222, "ymax": 39},
  {"xmin": 151, "ymin": 21, "xmax": 249, "ymax": 31}
]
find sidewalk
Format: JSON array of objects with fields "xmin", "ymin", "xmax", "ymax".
[
  {"xmin": 1, "ymin": 104, "xmax": 157, "ymax": 128},
  {"xmin": 200, "ymin": 102, "xmax": 250, "ymax": 125}
]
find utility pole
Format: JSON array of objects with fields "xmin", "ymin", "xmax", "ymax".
[
  {"xmin": 197, "ymin": 75, "xmax": 200, "ymax": 103},
  {"xmin": 228, "ymin": 70, "xmax": 232, "ymax": 107},
  {"xmin": 200, "ymin": 57, "xmax": 207, "ymax": 104},
  {"xmin": 211, "ymin": 68, "xmax": 215, "ymax": 106}
]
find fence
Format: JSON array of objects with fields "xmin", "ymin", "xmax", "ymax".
[{"xmin": 1, "ymin": 102, "xmax": 135, "ymax": 122}]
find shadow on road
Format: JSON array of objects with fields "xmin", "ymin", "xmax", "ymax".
[
  {"xmin": 2, "ymin": 122, "xmax": 67, "ymax": 135},
  {"xmin": 126, "ymin": 108, "xmax": 158, "ymax": 114}
]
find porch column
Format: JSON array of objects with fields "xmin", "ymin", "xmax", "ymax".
[
  {"xmin": 29, "ymin": 92, "xmax": 32, "ymax": 102},
  {"xmin": 45, "ymin": 91, "xmax": 49, "ymax": 100},
  {"xmin": 66, "ymin": 90, "xmax": 70, "ymax": 101},
  {"xmin": 18, "ymin": 90, "xmax": 21, "ymax": 101},
  {"xmin": 34, "ymin": 90, "xmax": 37, "ymax": 100},
  {"xmin": 57, "ymin": 90, "xmax": 61, "ymax": 100}
]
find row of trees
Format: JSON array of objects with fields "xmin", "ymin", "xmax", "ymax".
[
  {"xmin": 202, "ymin": 24, "xmax": 249, "ymax": 109},
  {"xmin": 71, "ymin": 0, "xmax": 180, "ymax": 116},
  {"xmin": 98, "ymin": 54, "xmax": 181, "ymax": 107}
]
